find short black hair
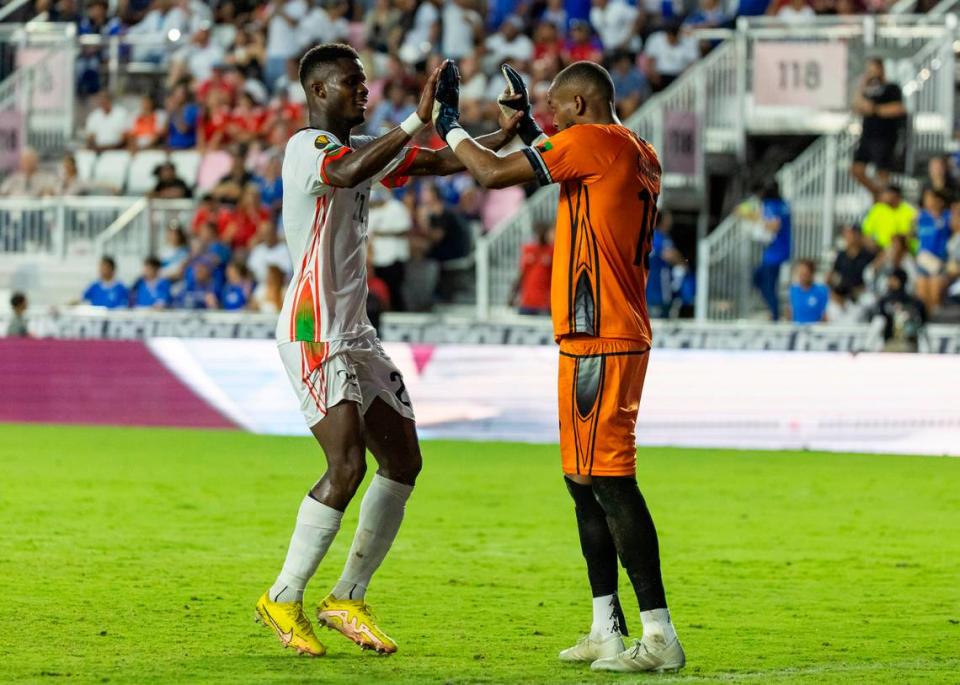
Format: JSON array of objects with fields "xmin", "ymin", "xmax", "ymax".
[
  {"xmin": 101, "ymin": 255, "xmax": 116, "ymax": 270},
  {"xmin": 553, "ymin": 61, "xmax": 615, "ymax": 103},
  {"xmin": 299, "ymin": 43, "xmax": 360, "ymax": 89},
  {"xmin": 10, "ymin": 292, "xmax": 26, "ymax": 308},
  {"xmin": 885, "ymin": 184, "xmax": 903, "ymax": 196},
  {"xmin": 144, "ymin": 256, "xmax": 162, "ymax": 269}
]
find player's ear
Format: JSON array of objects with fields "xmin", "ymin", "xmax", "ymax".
[
  {"xmin": 574, "ymin": 95, "xmax": 587, "ymax": 116},
  {"xmin": 312, "ymin": 81, "xmax": 326, "ymax": 99}
]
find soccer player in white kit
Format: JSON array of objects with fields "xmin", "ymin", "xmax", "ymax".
[{"xmin": 255, "ymin": 44, "xmax": 519, "ymax": 657}]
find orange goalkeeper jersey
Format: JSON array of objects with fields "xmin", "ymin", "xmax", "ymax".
[{"xmin": 523, "ymin": 123, "xmax": 661, "ymax": 346}]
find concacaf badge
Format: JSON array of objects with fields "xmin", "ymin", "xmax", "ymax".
[{"xmin": 314, "ymin": 134, "xmax": 330, "ymax": 149}]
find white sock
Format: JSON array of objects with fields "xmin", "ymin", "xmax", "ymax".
[
  {"xmin": 590, "ymin": 594, "xmax": 622, "ymax": 639},
  {"xmin": 269, "ymin": 494, "xmax": 343, "ymax": 603},
  {"xmin": 331, "ymin": 474, "xmax": 413, "ymax": 600},
  {"xmin": 640, "ymin": 608, "xmax": 677, "ymax": 644}
]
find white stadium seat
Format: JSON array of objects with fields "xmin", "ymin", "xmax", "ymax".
[
  {"xmin": 126, "ymin": 150, "xmax": 169, "ymax": 196},
  {"xmin": 170, "ymin": 149, "xmax": 201, "ymax": 190},
  {"xmin": 74, "ymin": 149, "xmax": 97, "ymax": 181},
  {"xmin": 92, "ymin": 150, "xmax": 131, "ymax": 194}
]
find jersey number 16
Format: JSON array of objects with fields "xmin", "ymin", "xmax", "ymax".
[{"xmin": 633, "ymin": 188, "xmax": 659, "ymax": 268}]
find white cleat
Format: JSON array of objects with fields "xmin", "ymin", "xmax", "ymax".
[
  {"xmin": 590, "ymin": 635, "xmax": 686, "ymax": 673},
  {"xmin": 558, "ymin": 633, "xmax": 625, "ymax": 663}
]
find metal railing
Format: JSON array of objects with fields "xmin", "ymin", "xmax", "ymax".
[{"xmin": 0, "ymin": 197, "xmax": 195, "ymax": 258}]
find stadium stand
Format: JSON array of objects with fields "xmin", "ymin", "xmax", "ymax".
[{"xmin": 1, "ymin": 0, "xmax": 960, "ymax": 336}]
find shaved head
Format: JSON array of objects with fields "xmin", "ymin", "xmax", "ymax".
[{"xmin": 552, "ymin": 61, "xmax": 615, "ymax": 104}]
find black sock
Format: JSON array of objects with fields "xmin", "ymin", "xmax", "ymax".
[
  {"xmin": 565, "ymin": 477, "xmax": 628, "ymax": 635},
  {"xmin": 591, "ymin": 475, "xmax": 667, "ymax": 611}
]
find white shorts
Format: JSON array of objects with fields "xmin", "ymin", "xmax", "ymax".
[{"xmin": 278, "ymin": 334, "xmax": 415, "ymax": 428}]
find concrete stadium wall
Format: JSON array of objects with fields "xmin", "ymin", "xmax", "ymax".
[{"xmin": 2, "ymin": 338, "xmax": 959, "ymax": 456}]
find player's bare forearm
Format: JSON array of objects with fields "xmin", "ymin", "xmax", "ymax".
[
  {"xmin": 451, "ymin": 139, "xmax": 535, "ymax": 189},
  {"xmin": 323, "ymin": 127, "xmax": 416, "ymax": 188},
  {"xmin": 409, "ymin": 129, "xmax": 517, "ymax": 176}
]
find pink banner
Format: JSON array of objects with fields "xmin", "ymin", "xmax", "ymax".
[
  {"xmin": 0, "ymin": 110, "xmax": 21, "ymax": 173},
  {"xmin": 0, "ymin": 339, "xmax": 236, "ymax": 429},
  {"xmin": 662, "ymin": 111, "xmax": 699, "ymax": 176},
  {"xmin": 753, "ymin": 42, "xmax": 848, "ymax": 109},
  {"xmin": 16, "ymin": 48, "xmax": 68, "ymax": 111}
]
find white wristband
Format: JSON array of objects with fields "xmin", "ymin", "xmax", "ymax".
[
  {"xmin": 445, "ymin": 128, "xmax": 471, "ymax": 151},
  {"xmin": 400, "ymin": 112, "xmax": 426, "ymax": 137}
]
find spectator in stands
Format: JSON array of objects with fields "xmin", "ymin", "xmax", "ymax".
[
  {"xmin": 874, "ymin": 268, "xmax": 926, "ymax": 352},
  {"xmin": 485, "ymin": 15, "xmax": 534, "ymax": 71},
  {"xmin": 924, "ymin": 155, "xmax": 958, "ymax": 203},
  {"xmin": 862, "ymin": 185, "xmax": 916, "ymax": 251},
  {"xmin": 84, "ymin": 91, "xmax": 129, "ymax": 152},
  {"xmin": 866, "ymin": 233, "xmax": 917, "ymax": 298},
  {"xmin": 299, "ymin": 0, "xmax": 351, "ymax": 52},
  {"xmin": 788, "ymin": 259, "xmax": 828, "ymax": 324},
  {"xmin": 148, "ymin": 161, "xmax": 192, "ymax": 199},
  {"xmin": 826, "ymin": 284, "xmax": 866, "ymax": 324},
  {"xmin": 265, "ymin": 0, "xmax": 309, "ymax": 89},
  {"xmin": 0, "ymin": 148, "xmax": 57, "ymax": 197},
  {"xmin": 442, "ymin": 0, "xmax": 483, "ymax": 60},
  {"xmin": 564, "ymin": 19, "xmax": 603, "ymax": 64},
  {"xmin": 942, "ymin": 204, "xmax": 960, "ymax": 308},
  {"xmin": 250, "ymin": 264, "xmax": 286, "ymax": 313},
  {"xmin": 747, "ymin": 181, "xmax": 792, "ymax": 321},
  {"xmin": 57, "ymin": 153, "xmax": 104, "ymax": 196},
  {"xmin": 541, "ymin": 0, "xmax": 569, "ymax": 34},
  {"xmin": 672, "ymin": 263, "xmax": 696, "ymax": 319},
  {"xmin": 642, "ymin": 21, "xmax": 699, "ymax": 92},
  {"xmin": 219, "ymin": 183, "xmax": 269, "ymax": 249},
  {"xmin": 421, "ymin": 182, "xmax": 472, "ymax": 302},
  {"xmin": 228, "ymin": 26, "xmax": 267, "ymax": 82},
  {"xmin": 178, "ymin": 257, "xmax": 220, "ymax": 309},
  {"xmin": 126, "ymin": 0, "xmax": 193, "ymax": 63},
  {"xmin": 200, "ymin": 88, "xmax": 234, "ymax": 153},
  {"xmin": 81, "ymin": 256, "xmax": 129, "ymax": 309},
  {"xmin": 914, "ymin": 188, "xmax": 951, "ymax": 312},
  {"xmin": 253, "ymin": 154, "xmax": 283, "ymax": 214},
  {"xmin": 398, "ymin": 0, "xmax": 440, "ymax": 66},
  {"xmin": 228, "ymin": 92, "xmax": 267, "ymax": 146},
  {"xmin": 221, "ymin": 260, "xmax": 255, "ymax": 310},
  {"xmin": 247, "ymin": 220, "xmax": 290, "ymax": 283},
  {"xmin": 512, "ymin": 221, "xmax": 553, "ymax": 315},
  {"xmin": 367, "ymin": 251, "xmax": 392, "ymax": 332},
  {"xmin": 131, "ymin": 256, "xmax": 173, "ymax": 308},
  {"xmin": 850, "ymin": 58, "xmax": 907, "ymax": 198},
  {"xmin": 166, "ymin": 84, "xmax": 201, "ymax": 150},
  {"xmin": 365, "ymin": 0, "xmax": 404, "ymax": 56},
  {"xmin": 609, "ymin": 51, "xmax": 648, "ymax": 119},
  {"xmin": 160, "ymin": 223, "xmax": 191, "ymax": 280},
  {"xmin": 590, "ymin": 0, "xmax": 640, "ymax": 54},
  {"xmin": 167, "ymin": 23, "xmax": 226, "ymax": 87},
  {"xmin": 647, "ymin": 212, "xmax": 679, "ymax": 318},
  {"xmin": 75, "ymin": 0, "xmax": 123, "ymax": 96},
  {"xmin": 126, "ymin": 95, "xmax": 167, "ymax": 150},
  {"xmin": 828, "ymin": 223, "xmax": 875, "ymax": 298},
  {"xmin": 367, "ymin": 82, "xmax": 417, "ymax": 136},
  {"xmin": 776, "ymin": 0, "xmax": 815, "ymax": 22},
  {"xmin": 369, "ymin": 186, "xmax": 412, "ymax": 311},
  {"xmin": 194, "ymin": 221, "xmax": 232, "ymax": 276},
  {"xmin": 532, "ymin": 20, "xmax": 565, "ymax": 64},
  {"xmin": 212, "ymin": 149, "xmax": 255, "ymax": 203},
  {"xmin": 7, "ymin": 292, "xmax": 29, "ymax": 337},
  {"xmin": 684, "ymin": 0, "xmax": 728, "ymax": 29}
]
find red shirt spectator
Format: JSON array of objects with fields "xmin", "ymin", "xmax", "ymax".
[
  {"xmin": 217, "ymin": 185, "xmax": 269, "ymax": 248},
  {"xmin": 200, "ymin": 91, "xmax": 232, "ymax": 151},
  {"xmin": 228, "ymin": 93, "xmax": 266, "ymax": 144},
  {"xmin": 515, "ymin": 226, "xmax": 554, "ymax": 314}
]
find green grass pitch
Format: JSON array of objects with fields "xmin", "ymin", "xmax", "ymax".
[{"xmin": 1, "ymin": 424, "xmax": 958, "ymax": 684}]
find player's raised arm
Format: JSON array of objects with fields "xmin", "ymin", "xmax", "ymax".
[
  {"xmin": 320, "ymin": 64, "xmax": 441, "ymax": 188},
  {"xmin": 431, "ymin": 61, "xmax": 538, "ymax": 189}
]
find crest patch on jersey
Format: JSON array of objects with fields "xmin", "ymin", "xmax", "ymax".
[
  {"xmin": 537, "ymin": 141, "xmax": 553, "ymax": 154},
  {"xmin": 314, "ymin": 134, "xmax": 330, "ymax": 148}
]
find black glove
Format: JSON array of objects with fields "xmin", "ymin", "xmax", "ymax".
[
  {"xmin": 432, "ymin": 60, "xmax": 462, "ymax": 141},
  {"xmin": 498, "ymin": 64, "xmax": 544, "ymax": 146}
]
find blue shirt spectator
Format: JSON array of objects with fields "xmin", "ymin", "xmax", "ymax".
[
  {"xmin": 221, "ymin": 262, "xmax": 255, "ymax": 311},
  {"xmin": 789, "ymin": 260, "xmax": 828, "ymax": 324},
  {"xmin": 646, "ymin": 228, "xmax": 675, "ymax": 315},
  {"xmin": 178, "ymin": 259, "xmax": 220, "ymax": 309},
  {"xmin": 131, "ymin": 257, "xmax": 172, "ymax": 308},
  {"xmin": 761, "ymin": 198, "xmax": 792, "ymax": 266},
  {"xmin": 916, "ymin": 189, "xmax": 950, "ymax": 260},
  {"xmin": 82, "ymin": 256, "xmax": 128, "ymax": 309},
  {"xmin": 167, "ymin": 86, "xmax": 200, "ymax": 150},
  {"xmin": 255, "ymin": 174, "xmax": 283, "ymax": 212}
]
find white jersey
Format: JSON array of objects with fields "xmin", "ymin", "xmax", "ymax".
[{"xmin": 276, "ymin": 128, "xmax": 418, "ymax": 348}]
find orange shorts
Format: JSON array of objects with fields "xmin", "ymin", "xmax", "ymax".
[{"xmin": 558, "ymin": 337, "xmax": 650, "ymax": 477}]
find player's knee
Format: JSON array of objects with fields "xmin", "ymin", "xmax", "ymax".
[
  {"xmin": 381, "ymin": 449, "xmax": 422, "ymax": 486},
  {"xmin": 329, "ymin": 453, "xmax": 367, "ymax": 496},
  {"xmin": 591, "ymin": 475, "xmax": 644, "ymax": 514}
]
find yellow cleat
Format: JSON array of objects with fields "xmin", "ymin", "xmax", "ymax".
[
  {"xmin": 316, "ymin": 594, "xmax": 398, "ymax": 654},
  {"xmin": 255, "ymin": 591, "xmax": 327, "ymax": 657}
]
